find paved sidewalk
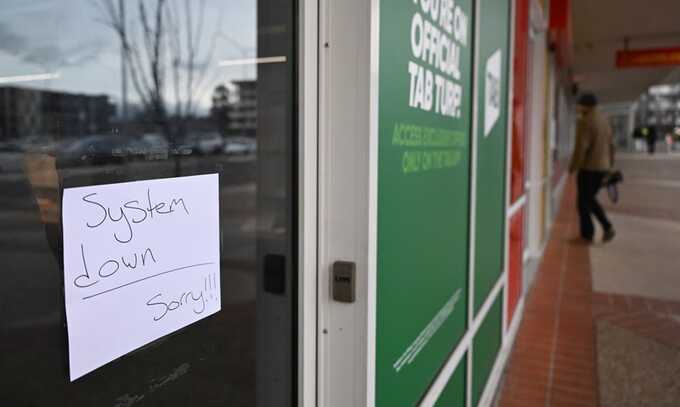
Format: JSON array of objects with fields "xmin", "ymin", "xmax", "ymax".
[
  {"xmin": 592, "ymin": 153, "xmax": 680, "ymax": 407},
  {"xmin": 496, "ymin": 153, "xmax": 680, "ymax": 406}
]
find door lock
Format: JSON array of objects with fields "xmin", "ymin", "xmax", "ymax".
[{"xmin": 332, "ymin": 261, "xmax": 356, "ymax": 303}]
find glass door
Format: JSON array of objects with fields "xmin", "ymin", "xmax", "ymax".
[{"xmin": 0, "ymin": 1, "xmax": 297, "ymax": 405}]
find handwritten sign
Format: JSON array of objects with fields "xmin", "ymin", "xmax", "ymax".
[{"xmin": 62, "ymin": 174, "xmax": 221, "ymax": 381}]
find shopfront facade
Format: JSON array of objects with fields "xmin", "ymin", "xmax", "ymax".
[{"xmin": 0, "ymin": 0, "xmax": 572, "ymax": 406}]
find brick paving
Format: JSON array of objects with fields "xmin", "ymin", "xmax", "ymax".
[{"xmin": 497, "ymin": 179, "xmax": 599, "ymax": 407}]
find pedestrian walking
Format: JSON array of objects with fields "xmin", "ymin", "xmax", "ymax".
[
  {"xmin": 645, "ymin": 126, "xmax": 658, "ymax": 154},
  {"xmin": 569, "ymin": 93, "xmax": 616, "ymax": 243}
]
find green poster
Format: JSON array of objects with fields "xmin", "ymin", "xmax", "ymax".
[
  {"xmin": 473, "ymin": 0, "xmax": 511, "ymax": 313},
  {"xmin": 377, "ymin": 0, "xmax": 474, "ymax": 405}
]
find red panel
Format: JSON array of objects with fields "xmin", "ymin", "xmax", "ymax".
[
  {"xmin": 510, "ymin": 0, "xmax": 529, "ymax": 203},
  {"xmin": 617, "ymin": 47, "xmax": 680, "ymax": 68},
  {"xmin": 507, "ymin": 208, "xmax": 524, "ymax": 327},
  {"xmin": 549, "ymin": 0, "xmax": 572, "ymax": 66}
]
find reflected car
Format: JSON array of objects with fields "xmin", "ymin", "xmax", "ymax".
[
  {"xmin": 223, "ymin": 136, "xmax": 257, "ymax": 156},
  {"xmin": 142, "ymin": 133, "xmax": 193, "ymax": 156},
  {"xmin": 171, "ymin": 140, "xmax": 194, "ymax": 156},
  {"xmin": 185, "ymin": 132, "xmax": 224, "ymax": 154},
  {"xmin": 141, "ymin": 133, "xmax": 172, "ymax": 160},
  {"xmin": 57, "ymin": 135, "xmax": 129, "ymax": 167},
  {"xmin": 113, "ymin": 138, "xmax": 149, "ymax": 161},
  {"xmin": 140, "ymin": 133, "xmax": 171, "ymax": 160}
]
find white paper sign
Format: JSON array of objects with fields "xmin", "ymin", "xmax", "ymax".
[
  {"xmin": 62, "ymin": 174, "xmax": 221, "ymax": 381},
  {"xmin": 484, "ymin": 49, "xmax": 502, "ymax": 137}
]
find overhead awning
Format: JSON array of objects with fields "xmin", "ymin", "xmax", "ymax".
[{"xmin": 572, "ymin": 0, "xmax": 680, "ymax": 103}]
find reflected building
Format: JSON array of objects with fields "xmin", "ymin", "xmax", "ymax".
[
  {"xmin": 229, "ymin": 80, "xmax": 257, "ymax": 137},
  {"xmin": 0, "ymin": 86, "xmax": 115, "ymax": 142}
]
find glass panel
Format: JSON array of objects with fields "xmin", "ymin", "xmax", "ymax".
[{"xmin": 0, "ymin": 1, "xmax": 296, "ymax": 405}]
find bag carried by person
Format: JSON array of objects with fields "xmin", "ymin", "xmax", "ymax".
[{"xmin": 602, "ymin": 170, "xmax": 623, "ymax": 203}]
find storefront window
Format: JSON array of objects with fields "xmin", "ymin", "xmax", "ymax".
[{"xmin": 0, "ymin": 1, "xmax": 296, "ymax": 405}]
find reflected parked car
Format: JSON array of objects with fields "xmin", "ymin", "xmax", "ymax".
[
  {"xmin": 185, "ymin": 131, "xmax": 224, "ymax": 154},
  {"xmin": 171, "ymin": 139, "xmax": 194, "ymax": 156},
  {"xmin": 223, "ymin": 136, "xmax": 257, "ymax": 156},
  {"xmin": 143, "ymin": 133, "xmax": 194, "ymax": 157},
  {"xmin": 57, "ymin": 135, "xmax": 129, "ymax": 167},
  {"xmin": 141, "ymin": 133, "xmax": 170, "ymax": 160},
  {"xmin": 113, "ymin": 138, "xmax": 149, "ymax": 161}
]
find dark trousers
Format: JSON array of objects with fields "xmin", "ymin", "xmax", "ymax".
[
  {"xmin": 577, "ymin": 170, "xmax": 612, "ymax": 239},
  {"xmin": 647, "ymin": 139, "xmax": 656, "ymax": 154}
]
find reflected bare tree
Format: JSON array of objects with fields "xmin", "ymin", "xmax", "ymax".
[
  {"xmin": 211, "ymin": 84, "xmax": 231, "ymax": 136},
  {"xmin": 93, "ymin": 0, "xmax": 222, "ymax": 154}
]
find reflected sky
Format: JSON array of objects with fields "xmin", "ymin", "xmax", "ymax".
[{"xmin": 0, "ymin": 0, "xmax": 257, "ymax": 114}]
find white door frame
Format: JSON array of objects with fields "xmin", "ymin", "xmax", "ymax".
[
  {"xmin": 298, "ymin": 0, "xmax": 319, "ymax": 406},
  {"xmin": 316, "ymin": 0, "xmax": 378, "ymax": 405}
]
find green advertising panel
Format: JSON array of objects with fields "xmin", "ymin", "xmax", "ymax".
[
  {"xmin": 377, "ymin": 0, "xmax": 474, "ymax": 405},
  {"xmin": 473, "ymin": 0, "xmax": 511, "ymax": 313},
  {"xmin": 472, "ymin": 295, "xmax": 502, "ymax": 406}
]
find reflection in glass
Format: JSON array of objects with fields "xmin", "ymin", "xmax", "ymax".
[{"xmin": 0, "ymin": 1, "xmax": 294, "ymax": 406}]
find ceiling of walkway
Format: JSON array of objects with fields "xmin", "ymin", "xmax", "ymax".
[{"xmin": 572, "ymin": 0, "xmax": 680, "ymax": 104}]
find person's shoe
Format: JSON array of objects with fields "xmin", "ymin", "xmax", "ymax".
[{"xmin": 603, "ymin": 228, "xmax": 615, "ymax": 242}]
